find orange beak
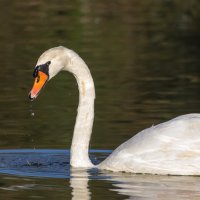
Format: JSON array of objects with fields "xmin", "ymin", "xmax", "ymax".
[{"xmin": 29, "ymin": 71, "xmax": 49, "ymax": 100}]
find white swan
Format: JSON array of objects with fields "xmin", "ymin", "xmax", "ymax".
[{"xmin": 29, "ymin": 46, "xmax": 200, "ymax": 175}]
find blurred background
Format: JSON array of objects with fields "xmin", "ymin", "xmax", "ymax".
[{"xmin": 0, "ymin": 0, "xmax": 200, "ymax": 151}]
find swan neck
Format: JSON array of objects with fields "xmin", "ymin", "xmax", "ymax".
[{"xmin": 66, "ymin": 51, "xmax": 95, "ymax": 168}]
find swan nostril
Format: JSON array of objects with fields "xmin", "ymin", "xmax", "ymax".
[{"xmin": 36, "ymin": 75, "xmax": 40, "ymax": 83}]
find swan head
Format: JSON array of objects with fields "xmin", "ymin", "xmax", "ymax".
[{"xmin": 29, "ymin": 46, "xmax": 68, "ymax": 100}]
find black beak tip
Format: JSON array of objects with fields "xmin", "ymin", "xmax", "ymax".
[{"xmin": 28, "ymin": 93, "xmax": 35, "ymax": 101}]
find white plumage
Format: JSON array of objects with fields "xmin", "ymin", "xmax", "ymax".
[
  {"xmin": 99, "ymin": 114, "xmax": 200, "ymax": 175},
  {"xmin": 30, "ymin": 46, "xmax": 200, "ymax": 175}
]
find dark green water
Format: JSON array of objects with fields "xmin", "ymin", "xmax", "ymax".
[{"xmin": 1, "ymin": 0, "xmax": 200, "ymax": 199}]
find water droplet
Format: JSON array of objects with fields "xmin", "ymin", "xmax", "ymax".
[{"xmin": 29, "ymin": 104, "xmax": 35, "ymax": 117}]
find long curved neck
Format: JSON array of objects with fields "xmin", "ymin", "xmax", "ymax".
[{"xmin": 64, "ymin": 50, "xmax": 95, "ymax": 167}]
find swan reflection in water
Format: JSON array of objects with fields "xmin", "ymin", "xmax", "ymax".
[
  {"xmin": 70, "ymin": 168, "xmax": 200, "ymax": 200},
  {"xmin": 70, "ymin": 168, "xmax": 91, "ymax": 200}
]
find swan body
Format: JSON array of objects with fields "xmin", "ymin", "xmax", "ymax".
[
  {"xmin": 99, "ymin": 114, "xmax": 200, "ymax": 175},
  {"xmin": 29, "ymin": 46, "xmax": 200, "ymax": 175}
]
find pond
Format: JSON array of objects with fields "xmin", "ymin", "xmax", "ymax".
[{"xmin": 0, "ymin": 0, "xmax": 200, "ymax": 199}]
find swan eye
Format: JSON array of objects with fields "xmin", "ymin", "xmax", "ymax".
[{"xmin": 33, "ymin": 66, "xmax": 39, "ymax": 78}]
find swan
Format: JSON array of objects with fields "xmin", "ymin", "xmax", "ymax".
[{"xmin": 29, "ymin": 46, "xmax": 200, "ymax": 175}]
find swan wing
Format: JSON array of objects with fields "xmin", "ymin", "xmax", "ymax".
[{"xmin": 99, "ymin": 114, "xmax": 200, "ymax": 175}]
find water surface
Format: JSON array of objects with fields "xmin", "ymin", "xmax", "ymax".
[{"xmin": 0, "ymin": 150, "xmax": 200, "ymax": 200}]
